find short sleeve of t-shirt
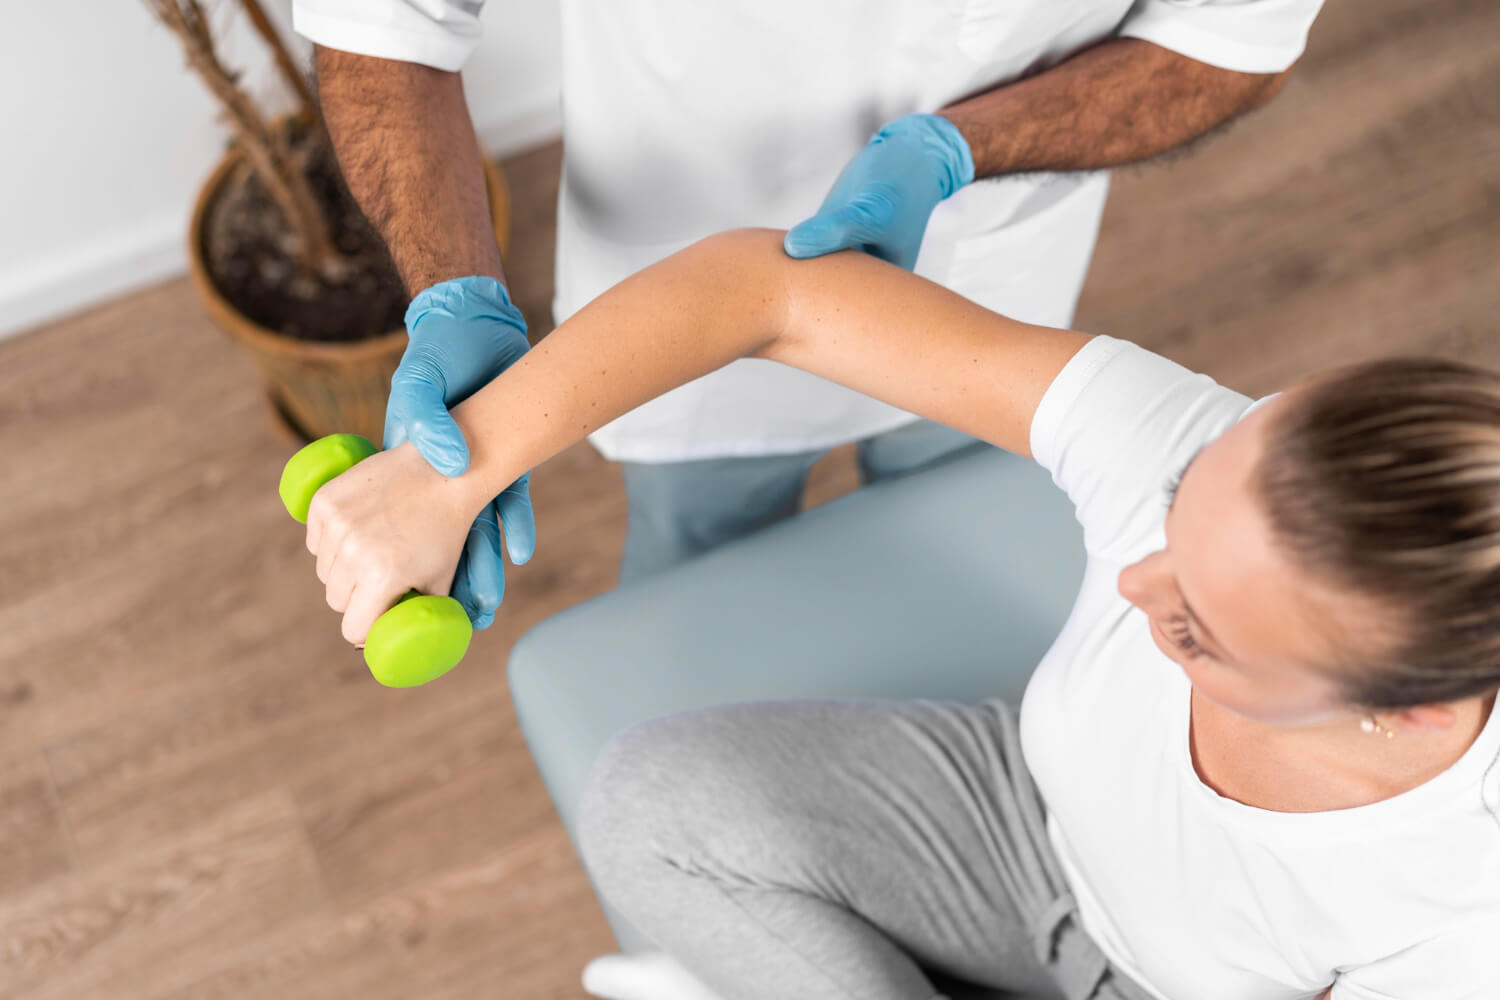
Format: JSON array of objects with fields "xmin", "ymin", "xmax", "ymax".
[
  {"xmin": 1331, "ymin": 916, "xmax": 1500, "ymax": 1000},
  {"xmin": 1116, "ymin": 0, "xmax": 1327, "ymax": 74},
  {"xmin": 1029, "ymin": 336, "xmax": 1254, "ymax": 565},
  {"xmin": 293, "ymin": 0, "xmax": 485, "ymax": 72}
]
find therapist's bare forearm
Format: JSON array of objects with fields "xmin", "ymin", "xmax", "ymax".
[
  {"xmin": 940, "ymin": 38, "xmax": 1292, "ymax": 178},
  {"xmin": 314, "ymin": 45, "xmax": 503, "ymax": 293},
  {"xmin": 446, "ymin": 228, "xmax": 1087, "ymax": 507}
]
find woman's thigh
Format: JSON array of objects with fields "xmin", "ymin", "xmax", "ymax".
[{"xmin": 578, "ymin": 697, "xmax": 1064, "ymax": 998}]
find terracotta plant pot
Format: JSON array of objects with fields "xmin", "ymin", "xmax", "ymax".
[{"xmin": 187, "ymin": 147, "xmax": 511, "ymax": 445}]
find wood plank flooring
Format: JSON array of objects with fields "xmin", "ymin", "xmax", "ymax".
[{"xmin": 3, "ymin": 0, "xmax": 1497, "ymax": 995}]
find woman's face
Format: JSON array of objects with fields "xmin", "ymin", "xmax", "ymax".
[{"xmin": 1116, "ymin": 391, "xmax": 1381, "ymax": 728}]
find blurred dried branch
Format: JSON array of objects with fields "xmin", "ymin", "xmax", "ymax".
[{"xmin": 144, "ymin": 0, "xmax": 347, "ymax": 280}]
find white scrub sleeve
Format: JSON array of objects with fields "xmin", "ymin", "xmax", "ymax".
[
  {"xmin": 1116, "ymin": 0, "xmax": 1327, "ymax": 74},
  {"xmin": 293, "ymin": 0, "xmax": 485, "ymax": 72}
]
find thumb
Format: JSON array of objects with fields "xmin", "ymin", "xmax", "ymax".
[
  {"xmin": 450, "ymin": 504, "xmax": 504, "ymax": 629},
  {"xmin": 495, "ymin": 474, "xmax": 536, "ymax": 565},
  {"xmin": 387, "ymin": 382, "xmax": 472, "ymax": 477},
  {"xmin": 783, "ymin": 203, "xmax": 883, "ymax": 259}
]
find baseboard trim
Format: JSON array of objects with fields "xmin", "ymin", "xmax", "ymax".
[
  {"xmin": 0, "ymin": 93, "xmax": 562, "ymax": 344},
  {"xmin": 0, "ymin": 213, "xmax": 191, "ymax": 343}
]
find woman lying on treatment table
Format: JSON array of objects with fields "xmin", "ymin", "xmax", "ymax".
[{"xmin": 302, "ymin": 229, "xmax": 1499, "ymax": 1000}]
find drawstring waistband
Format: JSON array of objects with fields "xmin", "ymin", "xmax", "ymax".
[{"xmin": 1031, "ymin": 891, "xmax": 1110, "ymax": 1000}]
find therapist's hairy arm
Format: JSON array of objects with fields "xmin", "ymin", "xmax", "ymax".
[
  {"xmin": 314, "ymin": 45, "xmax": 504, "ymax": 293},
  {"xmin": 940, "ymin": 38, "xmax": 1293, "ymax": 179}
]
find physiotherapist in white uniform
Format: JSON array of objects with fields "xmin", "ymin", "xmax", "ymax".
[{"xmin": 293, "ymin": 0, "xmax": 1327, "ymax": 624}]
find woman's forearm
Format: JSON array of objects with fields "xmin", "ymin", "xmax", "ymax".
[
  {"xmin": 447, "ymin": 227, "xmax": 1091, "ymax": 513},
  {"xmin": 447, "ymin": 229, "xmax": 790, "ymax": 508}
]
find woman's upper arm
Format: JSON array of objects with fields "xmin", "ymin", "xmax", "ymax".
[{"xmin": 756, "ymin": 237, "xmax": 1092, "ymax": 458}]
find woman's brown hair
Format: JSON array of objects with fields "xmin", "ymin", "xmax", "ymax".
[{"xmin": 1256, "ymin": 358, "xmax": 1500, "ymax": 710}]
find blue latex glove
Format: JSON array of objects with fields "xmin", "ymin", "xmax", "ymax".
[
  {"xmin": 784, "ymin": 113, "xmax": 975, "ymax": 271},
  {"xmin": 386, "ymin": 276, "xmax": 535, "ymax": 630}
]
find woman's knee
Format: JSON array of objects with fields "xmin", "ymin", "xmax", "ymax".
[
  {"xmin": 576, "ymin": 707, "xmax": 782, "ymax": 893},
  {"xmin": 578, "ymin": 715, "xmax": 699, "ymax": 886}
]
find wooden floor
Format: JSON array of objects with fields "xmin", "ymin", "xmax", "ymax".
[{"xmin": 2, "ymin": 0, "xmax": 1496, "ymax": 995}]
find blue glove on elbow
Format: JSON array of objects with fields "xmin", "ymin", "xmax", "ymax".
[
  {"xmin": 386, "ymin": 276, "xmax": 535, "ymax": 630},
  {"xmin": 784, "ymin": 113, "xmax": 975, "ymax": 271}
]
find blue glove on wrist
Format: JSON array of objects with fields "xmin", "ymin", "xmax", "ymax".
[
  {"xmin": 784, "ymin": 113, "xmax": 975, "ymax": 271},
  {"xmin": 387, "ymin": 276, "xmax": 535, "ymax": 630}
]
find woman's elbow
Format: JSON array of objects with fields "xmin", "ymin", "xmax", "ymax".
[{"xmin": 687, "ymin": 227, "xmax": 794, "ymax": 349}]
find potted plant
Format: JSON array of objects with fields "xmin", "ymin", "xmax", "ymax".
[{"xmin": 146, "ymin": 0, "xmax": 511, "ymax": 444}]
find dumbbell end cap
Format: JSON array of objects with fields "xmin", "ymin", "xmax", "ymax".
[
  {"xmin": 365, "ymin": 594, "xmax": 474, "ymax": 687},
  {"xmin": 279, "ymin": 433, "xmax": 379, "ymax": 523}
]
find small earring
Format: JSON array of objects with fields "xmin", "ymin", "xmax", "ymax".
[{"xmin": 1360, "ymin": 715, "xmax": 1395, "ymax": 739}]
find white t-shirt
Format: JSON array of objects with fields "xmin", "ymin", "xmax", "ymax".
[
  {"xmin": 294, "ymin": 0, "xmax": 1325, "ymax": 462},
  {"xmin": 1022, "ymin": 336, "xmax": 1500, "ymax": 1000}
]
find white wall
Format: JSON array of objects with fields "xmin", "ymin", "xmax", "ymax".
[{"xmin": 0, "ymin": 1, "xmax": 562, "ymax": 341}]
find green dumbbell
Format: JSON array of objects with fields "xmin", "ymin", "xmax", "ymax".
[{"xmin": 279, "ymin": 433, "xmax": 473, "ymax": 688}]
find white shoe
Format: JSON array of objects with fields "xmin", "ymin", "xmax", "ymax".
[{"xmin": 581, "ymin": 951, "xmax": 727, "ymax": 1000}]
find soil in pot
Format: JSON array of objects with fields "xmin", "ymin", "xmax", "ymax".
[{"xmin": 202, "ymin": 117, "xmax": 406, "ymax": 343}]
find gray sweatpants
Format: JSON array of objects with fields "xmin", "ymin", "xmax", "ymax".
[{"xmin": 577, "ymin": 698, "xmax": 1155, "ymax": 1000}]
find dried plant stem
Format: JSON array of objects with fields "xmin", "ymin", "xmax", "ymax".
[
  {"xmin": 147, "ymin": 0, "xmax": 345, "ymax": 280},
  {"xmin": 240, "ymin": 0, "xmax": 318, "ymax": 123}
]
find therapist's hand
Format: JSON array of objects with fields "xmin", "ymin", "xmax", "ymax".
[
  {"xmin": 385, "ymin": 276, "xmax": 535, "ymax": 629},
  {"xmin": 784, "ymin": 113, "xmax": 975, "ymax": 270}
]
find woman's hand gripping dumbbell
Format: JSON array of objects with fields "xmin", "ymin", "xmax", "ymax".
[{"xmin": 279, "ymin": 433, "xmax": 481, "ymax": 687}]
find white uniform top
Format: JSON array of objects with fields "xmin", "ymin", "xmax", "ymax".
[
  {"xmin": 1025, "ymin": 336, "xmax": 1500, "ymax": 1000},
  {"xmin": 295, "ymin": 0, "xmax": 1324, "ymax": 461}
]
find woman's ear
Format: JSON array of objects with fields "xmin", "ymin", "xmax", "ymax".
[{"xmin": 1388, "ymin": 703, "xmax": 1457, "ymax": 733}]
